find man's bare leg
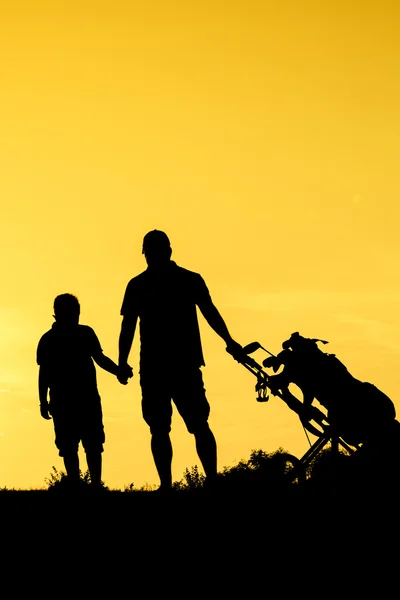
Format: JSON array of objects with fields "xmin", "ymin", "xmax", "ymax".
[
  {"xmin": 193, "ymin": 423, "xmax": 217, "ymax": 484},
  {"xmin": 86, "ymin": 450, "xmax": 102, "ymax": 487},
  {"xmin": 151, "ymin": 432, "xmax": 173, "ymax": 490}
]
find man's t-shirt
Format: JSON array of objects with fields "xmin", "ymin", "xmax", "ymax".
[
  {"xmin": 37, "ymin": 323, "xmax": 102, "ymax": 404},
  {"xmin": 120, "ymin": 261, "xmax": 211, "ymax": 368}
]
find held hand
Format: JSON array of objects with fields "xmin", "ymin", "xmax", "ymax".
[
  {"xmin": 40, "ymin": 403, "xmax": 52, "ymax": 420},
  {"xmin": 117, "ymin": 363, "xmax": 133, "ymax": 385}
]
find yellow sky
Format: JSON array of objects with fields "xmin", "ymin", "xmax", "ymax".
[{"xmin": 1, "ymin": 1, "xmax": 399, "ymax": 489}]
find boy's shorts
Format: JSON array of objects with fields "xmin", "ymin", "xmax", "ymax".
[
  {"xmin": 49, "ymin": 396, "xmax": 105, "ymax": 456},
  {"xmin": 140, "ymin": 366, "xmax": 210, "ymax": 434}
]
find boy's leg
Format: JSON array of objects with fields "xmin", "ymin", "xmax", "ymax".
[
  {"xmin": 81, "ymin": 397, "xmax": 105, "ymax": 487},
  {"xmin": 52, "ymin": 408, "xmax": 80, "ymax": 485},
  {"xmin": 63, "ymin": 451, "xmax": 80, "ymax": 484}
]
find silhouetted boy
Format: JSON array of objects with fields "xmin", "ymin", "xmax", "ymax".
[{"xmin": 37, "ymin": 293, "xmax": 132, "ymax": 488}]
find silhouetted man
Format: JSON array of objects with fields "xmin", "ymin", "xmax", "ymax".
[
  {"xmin": 37, "ymin": 293, "xmax": 132, "ymax": 488},
  {"xmin": 118, "ymin": 230, "xmax": 242, "ymax": 491}
]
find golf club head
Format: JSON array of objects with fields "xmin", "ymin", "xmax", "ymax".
[{"xmin": 262, "ymin": 356, "xmax": 277, "ymax": 368}]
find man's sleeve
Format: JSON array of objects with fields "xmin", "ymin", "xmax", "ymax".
[
  {"xmin": 120, "ymin": 279, "xmax": 139, "ymax": 316},
  {"xmin": 194, "ymin": 274, "xmax": 213, "ymax": 306}
]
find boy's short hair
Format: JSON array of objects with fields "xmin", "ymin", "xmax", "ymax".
[{"xmin": 53, "ymin": 294, "xmax": 80, "ymax": 317}]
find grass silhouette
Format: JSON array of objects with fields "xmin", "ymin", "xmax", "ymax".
[
  {"xmin": 39, "ymin": 447, "xmax": 315, "ymax": 493},
  {"xmin": 1, "ymin": 443, "xmax": 398, "ymax": 497},
  {"xmin": 1, "ymin": 443, "xmax": 399, "ymax": 544}
]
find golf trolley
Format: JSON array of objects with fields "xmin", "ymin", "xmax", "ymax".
[{"xmin": 231, "ymin": 339, "xmax": 359, "ymax": 483}]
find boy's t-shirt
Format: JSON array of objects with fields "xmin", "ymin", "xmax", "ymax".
[{"xmin": 37, "ymin": 323, "xmax": 102, "ymax": 406}]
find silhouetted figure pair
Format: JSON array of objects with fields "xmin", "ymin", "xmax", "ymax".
[
  {"xmin": 118, "ymin": 230, "xmax": 242, "ymax": 491},
  {"xmin": 37, "ymin": 294, "xmax": 132, "ymax": 488}
]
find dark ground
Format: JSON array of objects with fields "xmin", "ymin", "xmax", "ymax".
[
  {"xmin": 1, "ymin": 452, "xmax": 399, "ymax": 593},
  {"xmin": 0, "ymin": 483, "xmax": 398, "ymax": 595}
]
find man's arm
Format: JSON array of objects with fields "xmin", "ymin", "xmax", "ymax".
[
  {"xmin": 38, "ymin": 366, "xmax": 51, "ymax": 420},
  {"xmin": 118, "ymin": 314, "xmax": 138, "ymax": 382},
  {"xmin": 197, "ymin": 296, "xmax": 242, "ymax": 357}
]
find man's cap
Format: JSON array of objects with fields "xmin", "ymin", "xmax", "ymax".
[{"xmin": 142, "ymin": 230, "xmax": 171, "ymax": 254}]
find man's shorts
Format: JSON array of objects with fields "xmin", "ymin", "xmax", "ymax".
[
  {"xmin": 49, "ymin": 395, "xmax": 105, "ymax": 457},
  {"xmin": 140, "ymin": 367, "xmax": 210, "ymax": 434}
]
